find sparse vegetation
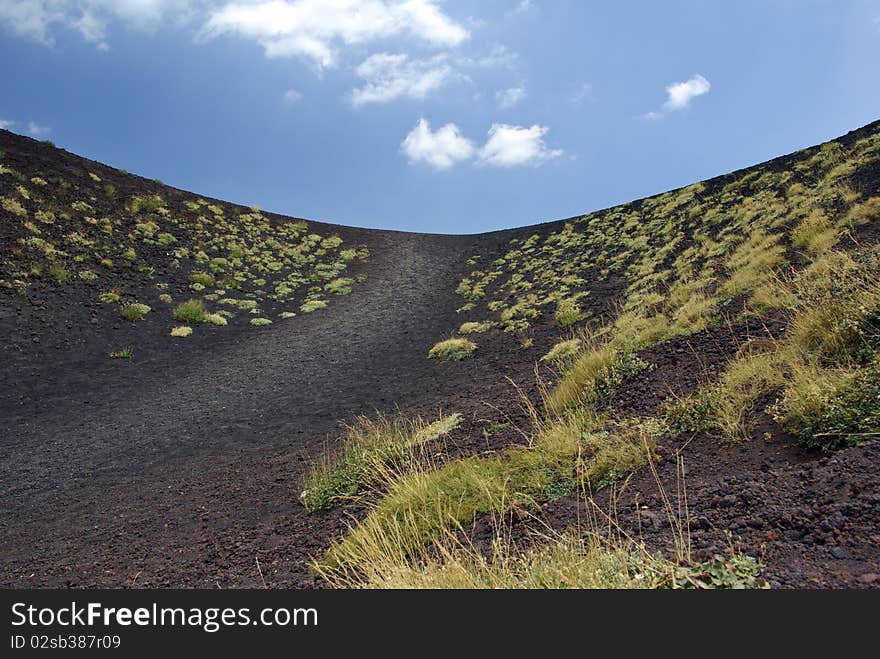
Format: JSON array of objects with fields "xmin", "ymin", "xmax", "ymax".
[
  {"xmin": 428, "ymin": 338, "xmax": 476, "ymax": 361},
  {"xmin": 459, "ymin": 321, "xmax": 493, "ymax": 334},
  {"xmin": 170, "ymin": 326, "xmax": 193, "ymax": 338},
  {"xmin": 300, "ymin": 412, "xmax": 462, "ymax": 512},
  {"xmin": 172, "ymin": 299, "xmax": 207, "ymax": 324},
  {"xmin": 0, "ymin": 156, "xmax": 370, "ymax": 336},
  {"xmin": 120, "ymin": 303, "xmax": 151, "ymax": 322},
  {"xmin": 540, "ymin": 338, "xmax": 581, "ymax": 365}
]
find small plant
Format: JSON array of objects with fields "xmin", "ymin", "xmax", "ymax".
[
  {"xmin": 190, "ymin": 271, "xmax": 215, "ymax": 288},
  {"xmin": 109, "ymin": 347, "xmax": 133, "ymax": 359},
  {"xmin": 428, "ymin": 338, "xmax": 477, "ymax": 361},
  {"xmin": 459, "ymin": 321, "xmax": 493, "ymax": 334},
  {"xmin": 173, "ymin": 299, "xmax": 207, "ymax": 324},
  {"xmin": 300, "ymin": 299, "xmax": 327, "ymax": 313},
  {"xmin": 45, "ymin": 266, "xmax": 70, "ymax": 283},
  {"xmin": 99, "ymin": 291, "xmax": 120, "ymax": 304},
  {"xmin": 300, "ymin": 412, "xmax": 462, "ymax": 512},
  {"xmin": 120, "ymin": 303, "xmax": 151, "ymax": 322},
  {"xmin": 250, "ymin": 317, "xmax": 272, "ymax": 326},
  {"xmin": 661, "ymin": 389, "xmax": 718, "ymax": 435},
  {"xmin": 2, "ymin": 197, "xmax": 27, "ymax": 217},
  {"xmin": 541, "ymin": 338, "xmax": 582, "ymax": 366},
  {"xmin": 677, "ymin": 554, "xmax": 768, "ymax": 589},
  {"xmin": 555, "ymin": 298, "xmax": 584, "ymax": 327},
  {"xmin": 170, "ymin": 326, "xmax": 193, "ymax": 338},
  {"xmin": 770, "ymin": 358, "xmax": 880, "ymax": 451}
]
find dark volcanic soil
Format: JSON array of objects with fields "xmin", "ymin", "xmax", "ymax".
[
  {"xmin": 0, "ymin": 217, "xmax": 541, "ymax": 587},
  {"xmin": 2, "ymin": 126, "xmax": 879, "ymax": 589}
]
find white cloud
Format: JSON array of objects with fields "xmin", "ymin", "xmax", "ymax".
[
  {"xmin": 201, "ymin": 0, "xmax": 469, "ymax": 69},
  {"xmin": 0, "ymin": 119, "xmax": 15, "ymax": 130},
  {"xmin": 478, "ymin": 123, "xmax": 562, "ymax": 167},
  {"xmin": 644, "ymin": 73, "xmax": 711, "ymax": 119},
  {"xmin": 401, "ymin": 118, "xmax": 474, "ymax": 170},
  {"xmin": 27, "ymin": 121, "xmax": 50, "ymax": 136},
  {"xmin": 0, "ymin": 0, "xmax": 64, "ymax": 44},
  {"xmin": 460, "ymin": 43, "xmax": 517, "ymax": 70},
  {"xmin": 496, "ymin": 85, "xmax": 525, "ymax": 109},
  {"xmin": 352, "ymin": 52, "xmax": 453, "ymax": 106},
  {"xmin": 73, "ymin": 9, "xmax": 109, "ymax": 49},
  {"xmin": 662, "ymin": 74, "xmax": 710, "ymax": 111},
  {"xmin": 512, "ymin": 0, "xmax": 533, "ymax": 14},
  {"xmin": 283, "ymin": 88, "xmax": 303, "ymax": 103},
  {"xmin": 0, "ymin": 0, "xmax": 199, "ymax": 48}
]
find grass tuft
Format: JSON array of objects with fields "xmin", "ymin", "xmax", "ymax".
[
  {"xmin": 120, "ymin": 303, "xmax": 151, "ymax": 322},
  {"xmin": 173, "ymin": 299, "xmax": 207, "ymax": 324},
  {"xmin": 300, "ymin": 412, "xmax": 462, "ymax": 512},
  {"xmin": 428, "ymin": 338, "xmax": 477, "ymax": 361}
]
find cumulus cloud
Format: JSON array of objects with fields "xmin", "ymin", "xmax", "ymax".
[
  {"xmin": 352, "ymin": 53, "xmax": 453, "ymax": 106},
  {"xmin": 478, "ymin": 123, "xmax": 562, "ymax": 167},
  {"xmin": 27, "ymin": 121, "xmax": 51, "ymax": 136},
  {"xmin": 663, "ymin": 74, "xmax": 711, "ymax": 111},
  {"xmin": 496, "ymin": 85, "xmax": 525, "ymax": 109},
  {"xmin": 283, "ymin": 88, "xmax": 303, "ymax": 103},
  {"xmin": 400, "ymin": 118, "xmax": 474, "ymax": 170},
  {"xmin": 0, "ymin": 119, "xmax": 15, "ymax": 130},
  {"xmin": 644, "ymin": 73, "xmax": 711, "ymax": 119},
  {"xmin": 200, "ymin": 0, "xmax": 469, "ymax": 68}
]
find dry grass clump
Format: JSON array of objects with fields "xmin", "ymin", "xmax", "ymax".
[
  {"xmin": 428, "ymin": 338, "xmax": 477, "ymax": 361},
  {"xmin": 173, "ymin": 299, "xmax": 208, "ymax": 324},
  {"xmin": 120, "ymin": 302, "xmax": 151, "ymax": 322},
  {"xmin": 299, "ymin": 412, "xmax": 462, "ymax": 512},
  {"xmin": 170, "ymin": 326, "xmax": 193, "ymax": 337},
  {"xmin": 664, "ymin": 247, "xmax": 880, "ymax": 449},
  {"xmin": 540, "ymin": 338, "xmax": 581, "ymax": 366},
  {"xmin": 459, "ymin": 321, "xmax": 493, "ymax": 334},
  {"xmin": 316, "ymin": 407, "xmax": 658, "ymax": 580}
]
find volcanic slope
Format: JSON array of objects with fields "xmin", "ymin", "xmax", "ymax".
[{"xmin": 1, "ymin": 120, "xmax": 879, "ymax": 588}]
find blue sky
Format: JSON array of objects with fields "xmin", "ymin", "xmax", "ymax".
[{"xmin": 1, "ymin": 1, "xmax": 879, "ymax": 234}]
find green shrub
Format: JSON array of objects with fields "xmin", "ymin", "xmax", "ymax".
[
  {"xmin": 173, "ymin": 299, "xmax": 207, "ymax": 324},
  {"xmin": 555, "ymin": 298, "xmax": 584, "ymax": 327},
  {"xmin": 2, "ymin": 197, "xmax": 27, "ymax": 217},
  {"xmin": 300, "ymin": 299, "xmax": 327, "ymax": 313},
  {"xmin": 46, "ymin": 266, "xmax": 69, "ymax": 283},
  {"xmin": 120, "ymin": 303, "xmax": 151, "ymax": 322},
  {"xmin": 661, "ymin": 389, "xmax": 718, "ymax": 435},
  {"xmin": 250, "ymin": 317, "xmax": 272, "ymax": 326},
  {"xmin": 190, "ymin": 271, "xmax": 215, "ymax": 288}
]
